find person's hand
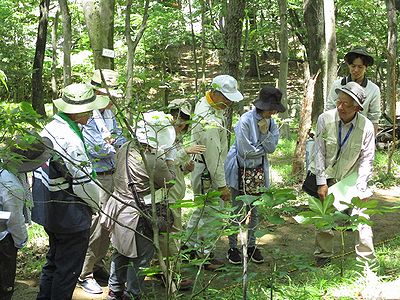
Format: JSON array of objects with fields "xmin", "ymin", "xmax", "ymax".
[
  {"xmin": 185, "ymin": 144, "xmax": 206, "ymax": 155},
  {"xmin": 218, "ymin": 186, "xmax": 231, "ymax": 202},
  {"xmin": 183, "ymin": 160, "xmax": 195, "ymax": 172},
  {"xmin": 257, "ymin": 119, "xmax": 269, "ymax": 134},
  {"xmin": 317, "ymin": 184, "xmax": 328, "ymax": 201},
  {"xmin": 104, "ymin": 136, "xmax": 115, "ymax": 145}
]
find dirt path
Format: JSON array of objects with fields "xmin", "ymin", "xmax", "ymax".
[{"xmin": 12, "ymin": 187, "xmax": 400, "ymax": 300}]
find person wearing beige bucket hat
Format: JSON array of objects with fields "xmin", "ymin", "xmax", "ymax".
[
  {"xmin": 325, "ymin": 46, "xmax": 381, "ymax": 134},
  {"xmin": 308, "ymin": 81, "xmax": 376, "ymax": 267},
  {"xmin": 106, "ymin": 111, "xmax": 177, "ymax": 299},
  {"xmin": 31, "ymin": 83, "xmax": 109, "ymax": 300},
  {"xmin": 79, "ymin": 70, "xmax": 127, "ymax": 295},
  {"xmin": 0, "ymin": 136, "xmax": 53, "ymax": 300}
]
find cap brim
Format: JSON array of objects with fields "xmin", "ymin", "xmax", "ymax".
[
  {"xmin": 98, "ymin": 88, "xmax": 123, "ymax": 98},
  {"xmin": 53, "ymin": 95, "xmax": 110, "ymax": 114},
  {"xmin": 221, "ymin": 91, "xmax": 244, "ymax": 102},
  {"xmin": 17, "ymin": 137, "xmax": 53, "ymax": 173},
  {"xmin": 135, "ymin": 124, "xmax": 176, "ymax": 150}
]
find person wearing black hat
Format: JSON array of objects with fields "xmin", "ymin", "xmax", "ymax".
[
  {"xmin": 0, "ymin": 136, "xmax": 53, "ymax": 300},
  {"xmin": 325, "ymin": 47, "xmax": 381, "ymax": 134},
  {"xmin": 224, "ymin": 86, "xmax": 285, "ymax": 265},
  {"xmin": 310, "ymin": 81, "xmax": 376, "ymax": 267}
]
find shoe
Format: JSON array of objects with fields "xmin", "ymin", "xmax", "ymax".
[
  {"xmin": 78, "ymin": 278, "xmax": 103, "ymax": 294},
  {"xmin": 227, "ymin": 248, "xmax": 242, "ymax": 265},
  {"xmin": 248, "ymin": 247, "xmax": 264, "ymax": 264},
  {"xmin": 203, "ymin": 258, "xmax": 225, "ymax": 271},
  {"xmin": 178, "ymin": 278, "xmax": 193, "ymax": 291},
  {"xmin": 315, "ymin": 257, "xmax": 331, "ymax": 267},
  {"xmin": 107, "ymin": 289, "xmax": 139, "ymax": 300},
  {"xmin": 181, "ymin": 245, "xmax": 199, "ymax": 261},
  {"xmin": 93, "ymin": 268, "xmax": 110, "ymax": 283}
]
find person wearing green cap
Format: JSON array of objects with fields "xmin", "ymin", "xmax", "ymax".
[{"xmin": 325, "ymin": 47, "xmax": 381, "ymax": 134}]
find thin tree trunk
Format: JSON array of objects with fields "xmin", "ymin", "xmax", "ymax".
[
  {"xmin": 386, "ymin": 0, "xmax": 397, "ymax": 173},
  {"xmin": 125, "ymin": 0, "xmax": 150, "ymax": 122},
  {"xmin": 31, "ymin": 0, "xmax": 50, "ymax": 117},
  {"xmin": 278, "ymin": 0, "xmax": 290, "ymax": 138},
  {"xmin": 292, "ymin": 71, "xmax": 320, "ymax": 179},
  {"xmin": 188, "ymin": 0, "xmax": 199, "ymax": 96},
  {"xmin": 324, "ymin": 0, "xmax": 337, "ymax": 99},
  {"xmin": 59, "ymin": 0, "xmax": 72, "ymax": 86},
  {"xmin": 51, "ymin": 9, "xmax": 59, "ymax": 102}
]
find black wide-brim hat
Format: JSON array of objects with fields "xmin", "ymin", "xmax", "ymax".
[
  {"xmin": 253, "ymin": 86, "xmax": 286, "ymax": 113},
  {"xmin": 10, "ymin": 137, "xmax": 53, "ymax": 173},
  {"xmin": 344, "ymin": 47, "xmax": 374, "ymax": 66}
]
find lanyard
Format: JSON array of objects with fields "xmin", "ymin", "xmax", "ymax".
[{"xmin": 334, "ymin": 121, "xmax": 353, "ymax": 163}]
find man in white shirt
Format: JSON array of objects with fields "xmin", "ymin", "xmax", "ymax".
[{"xmin": 311, "ymin": 81, "xmax": 376, "ymax": 267}]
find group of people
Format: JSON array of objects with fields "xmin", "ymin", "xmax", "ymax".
[{"xmin": 0, "ymin": 45, "xmax": 382, "ymax": 300}]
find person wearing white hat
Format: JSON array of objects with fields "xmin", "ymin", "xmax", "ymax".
[
  {"xmin": 309, "ymin": 81, "xmax": 376, "ymax": 267},
  {"xmin": 186, "ymin": 74, "xmax": 243, "ymax": 271},
  {"xmin": 106, "ymin": 111, "xmax": 176, "ymax": 299},
  {"xmin": 31, "ymin": 83, "xmax": 109, "ymax": 300},
  {"xmin": 0, "ymin": 136, "xmax": 53, "ymax": 300},
  {"xmin": 79, "ymin": 69, "xmax": 127, "ymax": 294}
]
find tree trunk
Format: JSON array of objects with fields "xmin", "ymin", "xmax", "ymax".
[
  {"xmin": 31, "ymin": 0, "xmax": 50, "ymax": 117},
  {"xmin": 303, "ymin": 0, "xmax": 325, "ymax": 124},
  {"xmin": 82, "ymin": 0, "xmax": 115, "ymax": 69},
  {"xmin": 125, "ymin": 0, "xmax": 150, "ymax": 123},
  {"xmin": 59, "ymin": 0, "xmax": 72, "ymax": 86},
  {"xmin": 278, "ymin": 0, "xmax": 290, "ymax": 138},
  {"xmin": 385, "ymin": 0, "xmax": 397, "ymax": 173},
  {"xmin": 246, "ymin": 9, "xmax": 258, "ymax": 77},
  {"xmin": 324, "ymin": 0, "xmax": 337, "ymax": 99},
  {"xmin": 292, "ymin": 71, "xmax": 320, "ymax": 179},
  {"xmin": 222, "ymin": 0, "xmax": 246, "ymax": 146},
  {"xmin": 51, "ymin": 9, "xmax": 59, "ymax": 102},
  {"xmin": 222, "ymin": 0, "xmax": 246, "ymax": 79}
]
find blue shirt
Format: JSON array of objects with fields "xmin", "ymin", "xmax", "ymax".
[
  {"xmin": 83, "ymin": 109, "xmax": 126, "ymax": 173},
  {"xmin": 224, "ymin": 108, "xmax": 280, "ymax": 190},
  {"xmin": 0, "ymin": 170, "xmax": 28, "ymax": 248}
]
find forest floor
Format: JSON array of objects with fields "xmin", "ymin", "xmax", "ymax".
[{"xmin": 12, "ymin": 185, "xmax": 400, "ymax": 300}]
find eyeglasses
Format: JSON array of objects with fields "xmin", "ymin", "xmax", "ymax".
[{"xmin": 336, "ymin": 99, "xmax": 355, "ymax": 109}]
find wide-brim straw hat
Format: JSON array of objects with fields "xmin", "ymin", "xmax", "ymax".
[
  {"xmin": 167, "ymin": 99, "xmax": 192, "ymax": 116},
  {"xmin": 53, "ymin": 83, "xmax": 110, "ymax": 114},
  {"xmin": 90, "ymin": 69, "xmax": 123, "ymax": 98},
  {"xmin": 134, "ymin": 111, "xmax": 176, "ymax": 150}
]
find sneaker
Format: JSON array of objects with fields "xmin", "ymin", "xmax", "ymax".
[
  {"xmin": 107, "ymin": 290, "xmax": 138, "ymax": 300},
  {"xmin": 93, "ymin": 268, "xmax": 110, "ymax": 283},
  {"xmin": 315, "ymin": 257, "xmax": 331, "ymax": 268},
  {"xmin": 227, "ymin": 248, "xmax": 242, "ymax": 265},
  {"xmin": 78, "ymin": 278, "xmax": 103, "ymax": 294},
  {"xmin": 248, "ymin": 247, "xmax": 264, "ymax": 264}
]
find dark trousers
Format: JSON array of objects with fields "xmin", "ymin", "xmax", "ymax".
[
  {"xmin": 0, "ymin": 234, "xmax": 18, "ymax": 300},
  {"xmin": 37, "ymin": 228, "xmax": 90, "ymax": 300}
]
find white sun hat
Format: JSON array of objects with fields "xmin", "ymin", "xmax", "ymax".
[
  {"xmin": 135, "ymin": 111, "xmax": 176, "ymax": 150},
  {"xmin": 53, "ymin": 83, "xmax": 110, "ymax": 114}
]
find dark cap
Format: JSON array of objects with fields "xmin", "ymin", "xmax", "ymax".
[
  {"xmin": 253, "ymin": 86, "xmax": 286, "ymax": 113},
  {"xmin": 335, "ymin": 82, "xmax": 366, "ymax": 111},
  {"xmin": 344, "ymin": 47, "xmax": 374, "ymax": 66}
]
